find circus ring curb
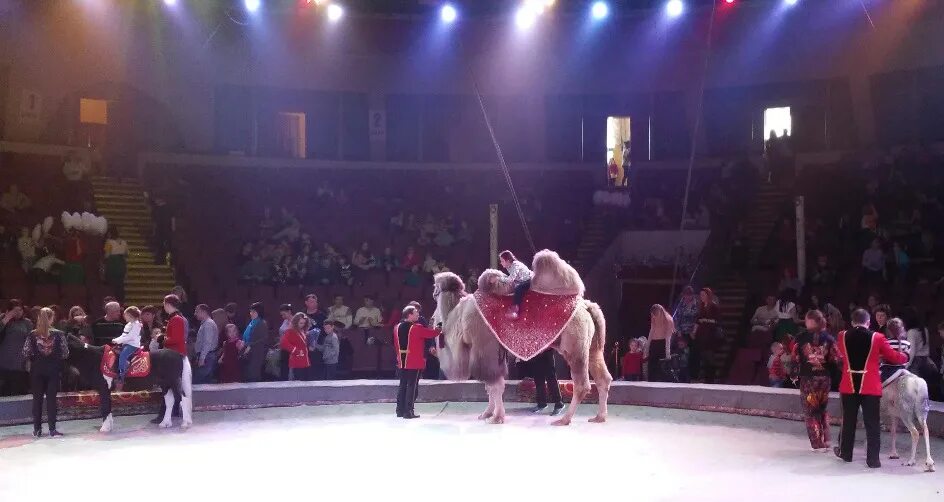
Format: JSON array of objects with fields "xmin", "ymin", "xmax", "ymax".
[{"xmin": 1, "ymin": 380, "xmax": 943, "ymax": 435}]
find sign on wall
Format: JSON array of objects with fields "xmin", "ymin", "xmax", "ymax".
[
  {"xmin": 19, "ymin": 89, "xmax": 42, "ymax": 125},
  {"xmin": 369, "ymin": 109, "xmax": 385, "ymax": 141}
]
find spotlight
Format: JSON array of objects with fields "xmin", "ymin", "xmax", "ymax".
[
  {"xmin": 666, "ymin": 0, "xmax": 684, "ymax": 17},
  {"xmin": 244, "ymin": 0, "xmax": 261, "ymax": 13},
  {"xmin": 163, "ymin": 0, "xmax": 177, "ymax": 6},
  {"xmin": 784, "ymin": 0, "xmax": 798, "ymax": 5},
  {"xmin": 440, "ymin": 3, "xmax": 457, "ymax": 24},
  {"xmin": 591, "ymin": 1, "xmax": 609, "ymax": 19},
  {"xmin": 515, "ymin": 5, "xmax": 537, "ymax": 29},
  {"xmin": 327, "ymin": 3, "xmax": 343, "ymax": 21},
  {"xmin": 724, "ymin": 0, "xmax": 734, "ymax": 4}
]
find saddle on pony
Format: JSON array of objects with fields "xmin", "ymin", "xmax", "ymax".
[{"xmin": 101, "ymin": 345, "xmax": 151, "ymax": 379}]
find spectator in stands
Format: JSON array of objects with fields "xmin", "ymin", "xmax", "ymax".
[
  {"xmin": 30, "ymin": 249, "xmax": 64, "ymax": 283},
  {"xmin": 17, "ymin": 227, "xmax": 36, "ymax": 272},
  {"xmin": 692, "ymin": 288, "xmax": 720, "ymax": 383},
  {"xmin": 457, "ymin": 221, "xmax": 473, "ymax": 243},
  {"xmin": 193, "ymin": 304, "xmax": 219, "ymax": 384},
  {"xmin": 242, "ymin": 302, "xmax": 271, "ymax": 382},
  {"xmin": 891, "ymin": 241, "xmax": 910, "ymax": 287},
  {"xmin": 751, "ymin": 295, "xmax": 780, "ymax": 339},
  {"xmin": 0, "ymin": 300, "xmax": 33, "ymax": 396},
  {"xmin": 404, "ymin": 265, "xmax": 423, "ymax": 288},
  {"xmin": 60, "ymin": 306, "xmax": 91, "ymax": 343},
  {"xmin": 218, "ymin": 324, "xmax": 243, "ymax": 384},
  {"xmin": 792, "ymin": 309, "xmax": 840, "ymax": 452},
  {"xmin": 151, "ymin": 196, "xmax": 172, "ymax": 265},
  {"xmin": 258, "ymin": 206, "xmax": 276, "ymax": 238},
  {"xmin": 313, "ymin": 321, "xmax": 341, "ymax": 380},
  {"xmin": 768, "ymin": 342, "xmax": 786, "ymax": 388},
  {"xmin": 861, "ymin": 238, "xmax": 887, "ymax": 290},
  {"xmin": 434, "ymin": 224, "xmax": 455, "ymax": 248},
  {"xmin": 379, "ymin": 246, "xmax": 398, "ymax": 272},
  {"xmin": 327, "ymin": 296, "xmax": 352, "ymax": 328},
  {"xmin": 225, "ymin": 302, "xmax": 243, "ymax": 332},
  {"xmin": 673, "ymin": 286, "xmax": 699, "ymax": 342},
  {"xmin": 58, "ymin": 229, "xmax": 84, "ymax": 285},
  {"xmin": 870, "ymin": 305, "xmax": 890, "ymax": 335},
  {"xmin": 272, "ymin": 207, "xmax": 301, "ymax": 242},
  {"xmin": 62, "ymin": 151, "xmax": 90, "ymax": 182},
  {"xmin": 401, "ymin": 246, "xmax": 421, "ymax": 270},
  {"xmin": 238, "ymin": 242, "xmax": 253, "ymax": 267},
  {"xmin": 23, "ymin": 307, "xmax": 68, "ymax": 437},
  {"xmin": 646, "ymin": 304, "xmax": 674, "ymax": 382},
  {"xmin": 337, "ymin": 256, "xmax": 354, "ymax": 287},
  {"xmin": 809, "ymin": 255, "xmax": 837, "ymax": 291},
  {"xmin": 621, "ymin": 339, "xmax": 643, "ymax": 381},
  {"xmin": 91, "ymin": 301, "xmax": 124, "ymax": 346},
  {"xmin": 389, "ymin": 211, "xmax": 405, "ymax": 231},
  {"xmin": 352, "ymin": 242, "xmax": 376, "ymax": 271},
  {"xmin": 279, "ymin": 313, "xmax": 311, "ymax": 381},
  {"xmin": 273, "ymin": 255, "xmax": 293, "ymax": 285},
  {"xmin": 0, "ymin": 184, "xmax": 31, "ymax": 213},
  {"xmin": 276, "ymin": 303, "xmax": 294, "ymax": 379},
  {"xmin": 778, "ymin": 267, "xmax": 803, "ymax": 299},
  {"xmin": 303, "ymin": 294, "xmax": 327, "ymax": 331},
  {"xmin": 354, "ymin": 296, "xmax": 383, "ymax": 329},
  {"xmin": 773, "ymin": 291, "xmax": 800, "ymax": 343},
  {"xmin": 103, "ymin": 228, "xmax": 128, "ymax": 301},
  {"xmin": 901, "ymin": 307, "xmax": 935, "ymax": 387},
  {"xmin": 241, "ymin": 253, "xmax": 271, "ymax": 283}
]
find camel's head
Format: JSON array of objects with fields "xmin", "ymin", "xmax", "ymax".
[
  {"xmin": 476, "ymin": 269, "xmax": 514, "ymax": 296},
  {"xmin": 432, "ymin": 272, "xmax": 471, "ymax": 380}
]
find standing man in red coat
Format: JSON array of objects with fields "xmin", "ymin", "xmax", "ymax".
[
  {"xmin": 395, "ymin": 305, "xmax": 440, "ymax": 419},
  {"xmin": 835, "ymin": 308, "xmax": 908, "ymax": 468}
]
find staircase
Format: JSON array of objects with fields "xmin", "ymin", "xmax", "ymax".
[
  {"xmin": 572, "ymin": 209, "xmax": 610, "ymax": 273},
  {"xmin": 704, "ymin": 181, "xmax": 788, "ymax": 381},
  {"xmin": 91, "ymin": 176, "xmax": 175, "ymax": 306}
]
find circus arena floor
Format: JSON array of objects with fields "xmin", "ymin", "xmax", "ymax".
[{"xmin": 0, "ymin": 402, "xmax": 942, "ymax": 501}]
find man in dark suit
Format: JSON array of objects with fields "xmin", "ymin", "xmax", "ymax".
[
  {"xmin": 528, "ymin": 348, "xmax": 564, "ymax": 415},
  {"xmin": 394, "ymin": 306, "xmax": 440, "ymax": 419}
]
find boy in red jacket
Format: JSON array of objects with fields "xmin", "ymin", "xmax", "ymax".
[
  {"xmin": 162, "ymin": 294, "xmax": 188, "ymax": 356},
  {"xmin": 835, "ymin": 308, "xmax": 908, "ymax": 468}
]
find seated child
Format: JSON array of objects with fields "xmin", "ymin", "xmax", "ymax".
[{"xmin": 111, "ymin": 306, "xmax": 142, "ymax": 390}]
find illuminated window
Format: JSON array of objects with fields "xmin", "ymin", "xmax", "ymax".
[
  {"xmin": 79, "ymin": 98, "xmax": 108, "ymax": 125},
  {"xmin": 763, "ymin": 107, "xmax": 792, "ymax": 142}
]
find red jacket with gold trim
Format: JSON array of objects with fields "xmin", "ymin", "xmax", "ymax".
[
  {"xmin": 837, "ymin": 327, "xmax": 908, "ymax": 396},
  {"xmin": 395, "ymin": 322, "xmax": 439, "ymax": 370}
]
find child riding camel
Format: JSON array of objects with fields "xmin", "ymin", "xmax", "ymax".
[
  {"xmin": 111, "ymin": 306, "xmax": 142, "ymax": 391},
  {"xmin": 499, "ymin": 250, "xmax": 533, "ymax": 320}
]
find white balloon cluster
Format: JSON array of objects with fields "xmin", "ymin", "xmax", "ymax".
[
  {"xmin": 61, "ymin": 211, "xmax": 108, "ymax": 235},
  {"xmin": 592, "ymin": 190, "xmax": 631, "ymax": 208}
]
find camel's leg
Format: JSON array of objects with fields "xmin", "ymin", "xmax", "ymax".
[
  {"xmin": 158, "ymin": 389, "xmax": 175, "ymax": 428},
  {"xmin": 478, "ymin": 383, "xmax": 495, "ymax": 420},
  {"xmin": 922, "ymin": 420, "xmax": 935, "ymax": 472},
  {"xmin": 588, "ymin": 346, "xmax": 612, "ymax": 424},
  {"xmin": 553, "ymin": 352, "xmax": 590, "ymax": 426},
  {"xmin": 487, "ymin": 378, "xmax": 506, "ymax": 424},
  {"xmin": 889, "ymin": 413, "xmax": 900, "ymax": 459}
]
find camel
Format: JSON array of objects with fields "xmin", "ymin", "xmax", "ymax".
[
  {"xmin": 882, "ymin": 370, "xmax": 935, "ymax": 471},
  {"xmin": 432, "ymin": 251, "xmax": 611, "ymax": 426}
]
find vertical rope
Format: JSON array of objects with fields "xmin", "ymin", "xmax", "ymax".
[{"xmin": 669, "ymin": 0, "xmax": 718, "ymax": 306}]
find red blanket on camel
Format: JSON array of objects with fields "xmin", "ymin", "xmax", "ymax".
[{"xmin": 472, "ymin": 290, "xmax": 581, "ymax": 361}]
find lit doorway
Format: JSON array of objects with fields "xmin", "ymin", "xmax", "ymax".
[
  {"xmin": 277, "ymin": 111, "xmax": 307, "ymax": 158},
  {"xmin": 763, "ymin": 106, "xmax": 792, "ymax": 145},
  {"xmin": 606, "ymin": 116, "xmax": 631, "ymax": 187}
]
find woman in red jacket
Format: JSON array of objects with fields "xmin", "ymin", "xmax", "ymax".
[{"xmin": 279, "ymin": 313, "xmax": 311, "ymax": 381}]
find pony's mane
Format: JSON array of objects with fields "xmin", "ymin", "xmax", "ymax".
[{"xmin": 530, "ymin": 249, "xmax": 585, "ymax": 296}]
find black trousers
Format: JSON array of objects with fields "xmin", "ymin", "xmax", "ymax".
[
  {"xmin": 530, "ymin": 349, "xmax": 562, "ymax": 407},
  {"xmin": 513, "ymin": 279, "xmax": 531, "ymax": 306},
  {"xmin": 396, "ymin": 369, "xmax": 420, "ymax": 416},
  {"xmin": 31, "ymin": 369, "xmax": 61, "ymax": 431},
  {"xmin": 839, "ymin": 393, "xmax": 881, "ymax": 465}
]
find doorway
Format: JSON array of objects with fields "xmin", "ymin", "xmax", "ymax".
[
  {"xmin": 277, "ymin": 111, "xmax": 307, "ymax": 158},
  {"xmin": 606, "ymin": 116, "xmax": 631, "ymax": 187},
  {"xmin": 763, "ymin": 106, "xmax": 792, "ymax": 145}
]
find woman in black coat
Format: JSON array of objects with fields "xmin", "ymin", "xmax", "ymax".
[{"xmin": 22, "ymin": 307, "xmax": 69, "ymax": 437}]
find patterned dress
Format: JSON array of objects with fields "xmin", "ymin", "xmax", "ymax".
[{"xmin": 792, "ymin": 330, "xmax": 841, "ymax": 449}]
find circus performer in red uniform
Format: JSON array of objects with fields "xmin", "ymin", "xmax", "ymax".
[
  {"xmin": 835, "ymin": 308, "xmax": 908, "ymax": 468},
  {"xmin": 395, "ymin": 305, "xmax": 440, "ymax": 419}
]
